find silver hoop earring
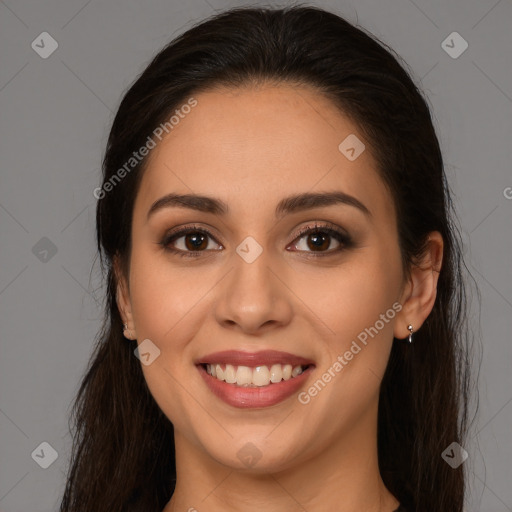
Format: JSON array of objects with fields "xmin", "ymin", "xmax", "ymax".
[{"xmin": 407, "ymin": 324, "xmax": 414, "ymax": 343}]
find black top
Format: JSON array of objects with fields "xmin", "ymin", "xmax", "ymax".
[{"xmin": 394, "ymin": 506, "xmax": 408, "ymax": 512}]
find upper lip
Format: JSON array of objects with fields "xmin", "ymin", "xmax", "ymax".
[{"xmin": 195, "ymin": 350, "xmax": 315, "ymax": 367}]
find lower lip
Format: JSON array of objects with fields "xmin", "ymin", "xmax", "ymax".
[{"xmin": 197, "ymin": 364, "xmax": 314, "ymax": 408}]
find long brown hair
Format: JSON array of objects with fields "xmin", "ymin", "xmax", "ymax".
[{"xmin": 60, "ymin": 5, "xmax": 479, "ymax": 511}]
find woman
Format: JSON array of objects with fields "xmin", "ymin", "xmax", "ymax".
[{"xmin": 60, "ymin": 5, "xmax": 476, "ymax": 511}]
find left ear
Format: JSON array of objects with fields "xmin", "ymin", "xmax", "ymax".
[{"xmin": 394, "ymin": 231, "xmax": 444, "ymax": 340}]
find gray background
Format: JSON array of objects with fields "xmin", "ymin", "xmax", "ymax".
[{"xmin": 0, "ymin": 0, "xmax": 511, "ymax": 510}]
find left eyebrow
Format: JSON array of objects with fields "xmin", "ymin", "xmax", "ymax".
[
  {"xmin": 275, "ymin": 191, "xmax": 371, "ymax": 219},
  {"xmin": 146, "ymin": 190, "xmax": 371, "ymax": 221}
]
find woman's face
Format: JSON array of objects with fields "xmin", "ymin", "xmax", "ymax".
[{"xmin": 119, "ymin": 83, "xmax": 409, "ymax": 472}]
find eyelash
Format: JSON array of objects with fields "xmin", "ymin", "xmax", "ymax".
[{"xmin": 159, "ymin": 222, "xmax": 353, "ymax": 259}]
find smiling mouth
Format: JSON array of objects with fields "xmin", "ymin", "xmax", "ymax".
[{"xmin": 201, "ymin": 363, "xmax": 313, "ymax": 387}]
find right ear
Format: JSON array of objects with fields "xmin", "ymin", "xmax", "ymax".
[{"xmin": 113, "ymin": 254, "xmax": 135, "ymax": 335}]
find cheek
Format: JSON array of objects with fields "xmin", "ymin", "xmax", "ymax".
[
  {"xmin": 293, "ymin": 248, "xmax": 402, "ymax": 355},
  {"xmin": 295, "ymin": 252, "xmax": 402, "ymax": 439},
  {"xmin": 126, "ymin": 248, "xmax": 207, "ymax": 430},
  {"xmin": 128, "ymin": 246, "xmax": 202, "ymax": 340}
]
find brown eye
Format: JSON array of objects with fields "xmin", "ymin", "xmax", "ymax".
[
  {"xmin": 181, "ymin": 232, "xmax": 209, "ymax": 251},
  {"xmin": 302, "ymin": 231, "xmax": 333, "ymax": 251},
  {"xmin": 161, "ymin": 226, "xmax": 222, "ymax": 257},
  {"xmin": 289, "ymin": 223, "xmax": 353, "ymax": 255}
]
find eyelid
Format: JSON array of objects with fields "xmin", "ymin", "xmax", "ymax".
[{"xmin": 291, "ymin": 221, "xmax": 350, "ymax": 243}]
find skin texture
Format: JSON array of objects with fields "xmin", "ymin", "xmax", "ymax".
[{"xmin": 115, "ymin": 83, "xmax": 443, "ymax": 512}]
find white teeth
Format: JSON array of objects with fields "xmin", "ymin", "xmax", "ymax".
[
  {"xmin": 252, "ymin": 366, "xmax": 270, "ymax": 386},
  {"xmin": 224, "ymin": 364, "xmax": 236, "ymax": 383},
  {"xmin": 236, "ymin": 365, "xmax": 253, "ymax": 386},
  {"xmin": 269, "ymin": 364, "xmax": 282, "ymax": 383},
  {"xmin": 291, "ymin": 366, "xmax": 303, "ymax": 377},
  {"xmin": 205, "ymin": 363, "xmax": 307, "ymax": 387}
]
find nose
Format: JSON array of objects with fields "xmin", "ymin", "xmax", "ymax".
[{"xmin": 213, "ymin": 245, "xmax": 294, "ymax": 335}]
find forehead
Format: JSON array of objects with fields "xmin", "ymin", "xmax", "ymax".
[{"xmin": 134, "ymin": 83, "xmax": 393, "ymax": 222}]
